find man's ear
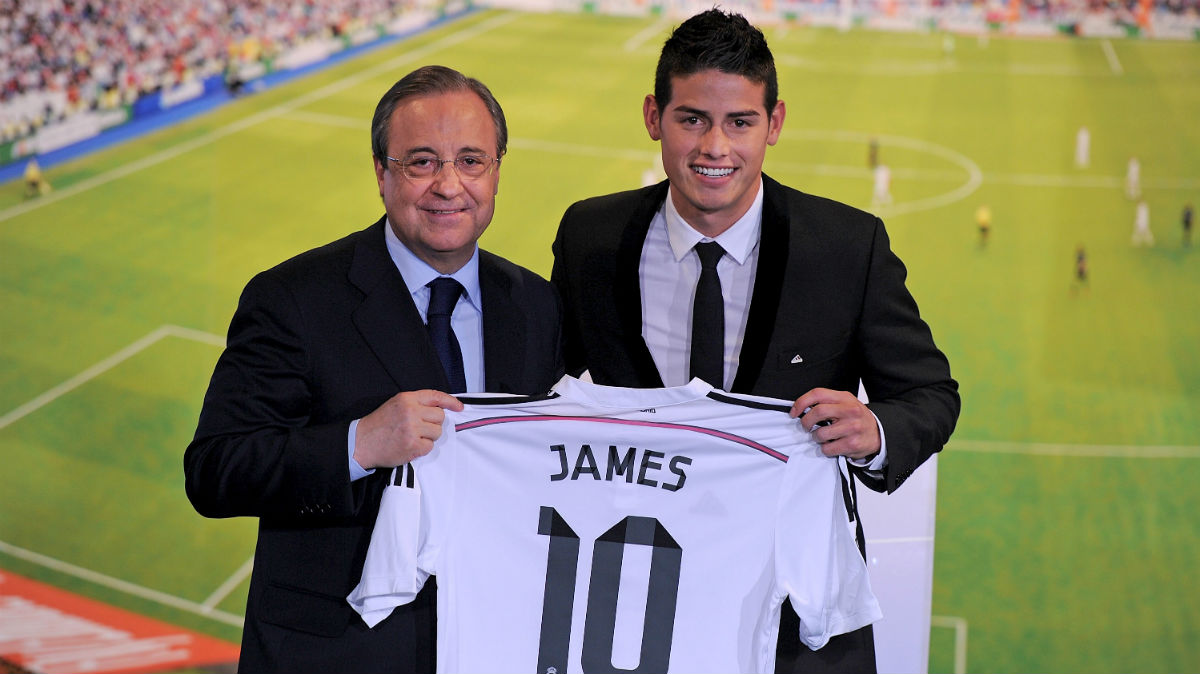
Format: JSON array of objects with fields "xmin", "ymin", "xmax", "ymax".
[
  {"xmin": 643, "ymin": 94, "xmax": 663, "ymax": 141},
  {"xmin": 766, "ymin": 100, "xmax": 786, "ymax": 146},
  {"xmin": 373, "ymin": 156, "xmax": 387, "ymax": 197}
]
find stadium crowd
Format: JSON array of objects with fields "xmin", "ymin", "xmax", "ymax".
[{"xmin": 1, "ymin": 0, "xmax": 416, "ymax": 143}]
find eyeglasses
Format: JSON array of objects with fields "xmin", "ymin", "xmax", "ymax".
[{"xmin": 386, "ymin": 153, "xmax": 500, "ymax": 180}]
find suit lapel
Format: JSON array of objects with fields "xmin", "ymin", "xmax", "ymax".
[
  {"xmin": 349, "ymin": 218, "xmax": 443, "ymax": 389},
  {"xmin": 731, "ymin": 175, "xmax": 789, "ymax": 393},
  {"xmin": 479, "ymin": 251, "xmax": 524, "ymax": 393},
  {"xmin": 617, "ymin": 182, "xmax": 669, "ymax": 388}
]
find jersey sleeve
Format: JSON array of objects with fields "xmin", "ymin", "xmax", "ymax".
[
  {"xmin": 347, "ymin": 419, "xmax": 455, "ymax": 628},
  {"xmin": 346, "ymin": 464, "xmax": 430, "ymax": 627},
  {"xmin": 775, "ymin": 453, "xmax": 883, "ymax": 650}
]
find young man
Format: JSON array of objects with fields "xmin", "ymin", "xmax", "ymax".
[
  {"xmin": 185, "ymin": 65, "xmax": 563, "ymax": 673},
  {"xmin": 551, "ymin": 10, "xmax": 959, "ymax": 673}
]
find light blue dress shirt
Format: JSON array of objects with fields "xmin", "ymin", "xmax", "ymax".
[{"xmin": 347, "ymin": 221, "xmax": 485, "ymax": 481}]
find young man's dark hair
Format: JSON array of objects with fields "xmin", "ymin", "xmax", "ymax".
[{"xmin": 653, "ymin": 8, "xmax": 779, "ymax": 113}]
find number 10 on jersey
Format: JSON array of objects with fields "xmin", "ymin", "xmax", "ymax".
[{"xmin": 537, "ymin": 506, "xmax": 683, "ymax": 674}]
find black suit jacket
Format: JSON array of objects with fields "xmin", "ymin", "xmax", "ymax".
[
  {"xmin": 551, "ymin": 175, "xmax": 958, "ymax": 671},
  {"xmin": 552, "ymin": 175, "xmax": 957, "ymax": 493},
  {"xmin": 185, "ymin": 218, "xmax": 563, "ymax": 673}
]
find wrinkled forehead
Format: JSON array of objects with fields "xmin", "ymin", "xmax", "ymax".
[{"xmin": 387, "ymin": 91, "xmax": 498, "ymax": 157}]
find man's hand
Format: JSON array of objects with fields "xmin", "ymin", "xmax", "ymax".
[
  {"xmin": 353, "ymin": 390, "xmax": 464, "ymax": 470},
  {"xmin": 789, "ymin": 388, "xmax": 880, "ymax": 461}
]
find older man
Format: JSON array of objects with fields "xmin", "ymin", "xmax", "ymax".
[{"xmin": 185, "ymin": 65, "xmax": 563, "ymax": 673}]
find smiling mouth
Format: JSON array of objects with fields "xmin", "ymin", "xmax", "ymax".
[
  {"xmin": 425, "ymin": 208, "xmax": 467, "ymax": 215},
  {"xmin": 693, "ymin": 166, "xmax": 734, "ymax": 178}
]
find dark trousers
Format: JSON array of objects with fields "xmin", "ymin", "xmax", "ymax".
[{"xmin": 775, "ymin": 601, "xmax": 877, "ymax": 674}]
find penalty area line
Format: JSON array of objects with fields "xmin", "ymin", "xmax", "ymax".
[
  {"xmin": 0, "ymin": 324, "xmax": 224, "ymax": 431},
  {"xmin": 0, "ymin": 539, "xmax": 244, "ymax": 628},
  {"xmin": 1100, "ymin": 39, "xmax": 1124, "ymax": 75},
  {"xmin": 930, "ymin": 614, "xmax": 968, "ymax": 674}
]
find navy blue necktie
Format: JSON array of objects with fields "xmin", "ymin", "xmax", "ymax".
[
  {"xmin": 690, "ymin": 241, "xmax": 726, "ymax": 388},
  {"xmin": 426, "ymin": 277, "xmax": 466, "ymax": 393}
]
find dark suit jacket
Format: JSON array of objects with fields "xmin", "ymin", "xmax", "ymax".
[
  {"xmin": 551, "ymin": 175, "xmax": 958, "ymax": 671},
  {"xmin": 185, "ymin": 218, "xmax": 563, "ymax": 674}
]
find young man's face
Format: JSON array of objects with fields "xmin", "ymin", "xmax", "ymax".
[{"xmin": 644, "ymin": 70, "xmax": 785, "ymax": 237}]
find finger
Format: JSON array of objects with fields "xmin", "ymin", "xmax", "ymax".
[
  {"xmin": 416, "ymin": 404, "xmax": 449, "ymax": 426},
  {"xmin": 819, "ymin": 438, "xmax": 847, "ymax": 458},
  {"xmin": 407, "ymin": 437, "xmax": 436, "ymax": 460},
  {"xmin": 799, "ymin": 405, "xmax": 839, "ymax": 432},
  {"xmin": 790, "ymin": 388, "xmax": 840, "ymax": 418},
  {"xmin": 411, "ymin": 389, "xmax": 464, "ymax": 411}
]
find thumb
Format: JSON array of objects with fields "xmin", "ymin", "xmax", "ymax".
[{"xmin": 419, "ymin": 389, "xmax": 464, "ymax": 412}]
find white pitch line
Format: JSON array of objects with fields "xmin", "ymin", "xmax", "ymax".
[
  {"xmin": 0, "ymin": 326, "xmax": 172, "ymax": 430},
  {"xmin": 930, "ymin": 614, "xmax": 969, "ymax": 674},
  {"xmin": 0, "ymin": 539, "xmax": 244, "ymax": 628},
  {"xmin": 783, "ymin": 129, "xmax": 983, "ymax": 217},
  {"xmin": 0, "ymin": 11, "xmax": 520, "ymax": 225},
  {"xmin": 162, "ymin": 323, "xmax": 226, "ymax": 348},
  {"xmin": 624, "ymin": 17, "xmax": 670, "ymax": 52},
  {"xmin": 1101, "ymin": 39, "xmax": 1124, "ymax": 75},
  {"xmin": 202, "ymin": 556, "xmax": 254, "ymax": 609},
  {"xmin": 0, "ymin": 324, "xmax": 224, "ymax": 431},
  {"xmin": 950, "ymin": 439, "xmax": 1200, "ymax": 458},
  {"xmin": 281, "ymin": 108, "xmax": 366, "ymax": 130}
]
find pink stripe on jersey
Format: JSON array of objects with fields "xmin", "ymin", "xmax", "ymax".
[{"xmin": 455, "ymin": 415, "xmax": 789, "ymax": 462}]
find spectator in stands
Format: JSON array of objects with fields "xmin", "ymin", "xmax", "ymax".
[{"xmin": 0, "ymin": 0, "xmax": 418, "ymax": 145}]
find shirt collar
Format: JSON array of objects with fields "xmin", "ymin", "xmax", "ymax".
[
  {"xmin": 662, "ymin": 178, "xmax": 763, "ymax": 265},
  {"xmin": 384, "ymin": 219, "xmax": 482, "ymax": 310}
]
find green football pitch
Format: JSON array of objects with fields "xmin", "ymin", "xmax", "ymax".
[{"xmin": 1, "ymin": 9, "xmax": 1198, "ymax": 673}]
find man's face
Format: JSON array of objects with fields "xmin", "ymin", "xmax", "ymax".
[
  {"xmin": 644, "ymin": 70, "xmax": 785, "ymax": 237},
  {"xmin": 374, "ymin": 90, "xmax": 501, "ymax": 274}
]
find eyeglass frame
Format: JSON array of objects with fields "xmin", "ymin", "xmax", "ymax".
[{"xmin": 384, "ymin": 152, "xmax": 501, "ymax": 181}]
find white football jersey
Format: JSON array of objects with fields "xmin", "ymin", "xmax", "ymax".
[{"xmin": 349, "ymin": 376, "xmax": 880, "ymax": 673}]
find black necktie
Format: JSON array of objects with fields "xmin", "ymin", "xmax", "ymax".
[
  {"xmin": 426, "ymin": 277, "xmax": 466, "ymax": 393},
  {"xmin": 690, "ymin": 241, "xmax": 725, "ymax": 387}
]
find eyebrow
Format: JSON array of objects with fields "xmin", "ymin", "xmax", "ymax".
[
  {"xmin": 401, "ymin": 145, "xmax": 490, "ymax": 157},
  {"xmin": 672, "ymin": 106, "xmax": 762, "ymax": 119}
]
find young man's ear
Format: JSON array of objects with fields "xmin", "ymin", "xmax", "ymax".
[
  {"xmin": 767, "ymin": 100, "xmax": 786, "ymax": 146},
  {"xmin": 643, "ymin": 94, "xmax": 663, "ymax": 142}
]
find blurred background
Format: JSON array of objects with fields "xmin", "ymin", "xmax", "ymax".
[{"xmin": 1, "ymin": 1, "xmax": 1198, "ymax": 672}]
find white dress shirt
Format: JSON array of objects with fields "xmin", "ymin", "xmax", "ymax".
[
  {"xmin": 640, "ymin": 183, "xmax": 763, "ymax": 391},
  {"xmin": 640, "ymin": 181, "xmax": 887, "ymax": 472}
]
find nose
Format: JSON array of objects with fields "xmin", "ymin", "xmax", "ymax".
[
  {"xmin": 430, "ymin": 161, "xmax": 466, "ymax": 198},
  {"xmin": 699, "ymin": 125, "xmax": 731, "ymax": 158}
]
